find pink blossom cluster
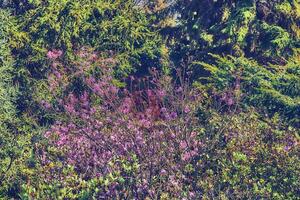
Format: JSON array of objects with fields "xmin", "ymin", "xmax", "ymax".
[
  {"xmin": 47, "ymin": 49, "xmax": 63, "ymax": 60},
  {"xmin": 40, "ymin": 49, "xmax": 204, "ymax": 198}
]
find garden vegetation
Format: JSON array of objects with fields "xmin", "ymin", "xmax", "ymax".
[{"xmin": 0, "ymin": 0, "xmax": 299, "ymax": 199}]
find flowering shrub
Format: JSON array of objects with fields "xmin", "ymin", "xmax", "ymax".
[
  {"xmin": 21, "ymin": 49, "xmax": 299, "ymax": 199},
  {"xmin": 29, "ymin": 48, "xmax": 203, "ymax": 198}
]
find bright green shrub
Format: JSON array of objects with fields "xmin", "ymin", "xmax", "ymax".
[
  {"xmin": 0, "ymin": 8, "xmax": 18, "ymax": 187},
  {"xmin": 0, "ymin": 9, "xmax": 40, "ymax": 199},
  {"xmin": 0, "ymin": 9, "xmax": 21, "ymax": 197},
  {"xmin": 8, "ymin": 0, "xmax": 162, "ymax": 75}
]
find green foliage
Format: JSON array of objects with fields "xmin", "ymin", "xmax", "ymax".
[
  {"xmin": 5, "ymin": 0, "xmax": 165, "ymax": 121},
  {"xmin": 0, "ymin": 9, "xmax": 43, "ymax": 198},
  {"xmin": 170, "ymin": 0, "xmax": 299, "ymax": 64},
  {"xmin": 20, "ymin": 155, "xmax": 141, "ymax": 199},
  {"xmin": 195, "ymin": 110, "xmax": 300, "ymax": 199},
  {"xmin": 259, "ymin": 22, "xmax": 292, "ymax": 56},
  {"xmin": 195, "ymin": 54, "xmax": 300, "ymax": 127},
  {"xmin": 0, "ymin": 10, "xmax": 16, "ymax": 125},
  {"xmin": 222, "ymin": 7, "xmax": 256, "ymax": 44},
  {"xmin": 10, "ymin": 0, "xmax": 162, "ymax": 75},
  {"xmin": 0, "ymin": 9, "xmax": 18, "ymax": 190}
]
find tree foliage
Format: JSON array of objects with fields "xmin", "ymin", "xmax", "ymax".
[
  {"xmin": 170, "ymin": 0, "xmax": 299, "ymax": 64},
  {"xmin": 194, "ymin": 54, "xmax": 300, "ymax": 127},
  {"xmin": 0, "ymin": 9, "xmax": 17, "ymax": 185}
]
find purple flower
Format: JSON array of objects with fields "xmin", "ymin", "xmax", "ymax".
[
  {"xmin": 170, "ymin": 112, "xmax": 177, "ymax": 119},
  {"xmin": 40, "ymin": 100, "xmax": 51, "ymax": 109},
  {"xmin": 160, "ymin": 169, "xmax": 167, "ymax": 176},
  {"xmin": 160, "ymin": 107, "xmax": 167, "ymax": 113},
  {"xmin": 226, "ymin": 97, "xmax": 234, "ymax": 106},
  {"xmin": 176, "ymin": 87, "xmax": 183, "ymax": 92},
  {"xmin": 284, "ymin": 146, "xmax": 291, "ymax": 152}
]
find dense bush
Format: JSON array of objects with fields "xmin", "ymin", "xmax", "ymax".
[{"xmin": 21, "ymin": 49, "xmax": 202, "ymax": 198}]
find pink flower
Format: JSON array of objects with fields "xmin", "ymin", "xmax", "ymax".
[
  {"xmin": 120, "ymin": 97, "xmax": 132, "ymax": 114},
  {"xmin": 44, "ymin": 131, "xmax": 51, "ymax": 138},
  {"xmin": 180, "ymin": 141, "xmax": 188, "ymax": 150},
  {"xmin": 40, "ymin": 49, "xmax": 206, "ymax": 197},
  {"xmin": 140, "ymin": 119, "xmax": 151, "ymax": 128},
  {"xmin": 85, "ymin": 77, "xmax": 95, "ymax": 85},
  {"xmin": 61, "ymin": 127, "xmax": 69, "ymax": 133},
  {"xmin": 64, "ymin": 104, "xmax": 75, "ymax": 114},
  {"xmin": 221, "ymin": 93, "xmax": 227, "ymax": 101},
  {"xmin": 160, "ymin": 169, "xmax": 167, "ymax": 176},
  {"xmin": 146, "ymin": 89, "xmax": 153, "ymax": 97},
  {"xmin": 189, "ymin": 192, "xmax": 196, "ymax": 198},
  {"xmin": 184, "ymin": 106, "xmax": 191, "ymax": 113},
  {"xmin": 47, "ymin": 49, "xmax": 63, "ymax": 59},
  {"xmin": 54, "ymin": 71, "xmax": 62, "ymax": 79},
  {"xmin": 110, "ymin": 86, "xmax": 118, "ymax": 94},
  {"xmin": 181, "ymin": 152, "xmax": 192, "ymax": 161},
  {"xmin": 157, "ymin": 89, "xmax": 166, "ymax": 98}
]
